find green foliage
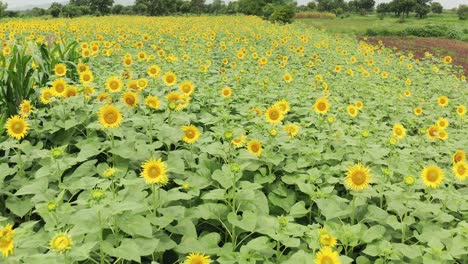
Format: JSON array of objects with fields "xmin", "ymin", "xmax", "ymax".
[
  {"xmin": 430, "ymin": 2, "xmax": 443, "ymax": 14},
  {"xmin": 49, "ymin": 3, "xmax": 62, "ymax": 18},
  {"xmin": 0, "ymin": 0, "xmax": 7, "ymax": 18},
  {"xmin": 269, "ymin": 4, "xmax": 295, "ymax": 24},
  {"xmin": 457, "ymin": 5, "xmax": 468, "ymax": 20}
]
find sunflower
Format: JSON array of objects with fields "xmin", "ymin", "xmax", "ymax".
[
  {"xmin": 98, "ymin": 104, "xmax": 122, "ymax": 128},
  {"xmin": 436, "ymin": 117, "xmax": 449, "ymax": 129},
  {"xmin": 456, "ymin": 105, "xmax": 466, "ymax": 117},
  {"xmin": 5, "ymin": 115, "xmax": 29, "ymax": 140},
  {"xmin": 221, "ymin": 87, "xmax": 232, "ymax": 97},
  {"xmin": 182, "ymin": 125, "xmax": 201, "ymax": 144},
  {"xmin": 231, "ymin": 134, "xmax": 247, "ymax": 148},
  {"xmin": 247, "ymin": 140, "xmax": 262, "ymax": 157},
  {"xmin": 315, "ymin": 247, "xmax": 341, "ymax": 264},
  {"xmin": 438, "ymin": 129, "xmax": 448, "ymax": 140},
  {"xmin": 421, "ymin": 165, "xmax": 444, "ymax": 188},
  {"xmin": 140, "ymin": 158, "xmax": 168, "ymax": 185},
  {"xmin": 443, "ymin": 56, "xmax": 452, "ymax": 64},
  {"xmin": 345, "ymin": 163, "xmax": 371, "ymax": 191},
  {"xmin": 314, "ymin": 97, "xmax": 330, "ymax": 114},
  {"xmin": 83, "ymin": 87, "xmax": 95, "ymax": 99},
  {"xmin": 452, "ymin": 150, "xmax": 466, "ymax": 164},
  {"xmin": 137, "ymin": 78, "xmax": 148, "ymax": 90},
  {"xmin": 77, "ymin": 62, "xmax": 89, "ymax": 73},
  {"xmin": 184, "ymin": 253, "xmax": 212, "ymax": 264},
  {"xmin": 274, "ymin": 100, "xmax": 290, "ymax": 114},
  {"xmin": 319, "ymin": 228, "xmax": 337, "ymax": 247},
  {"xmin": 52, "ymin": 78, "xmax": 67, "ymax": 96},
  {"xmin": 122, "ymin": 91, "xmax": 138, "ymax": 108},
  {"xmin": 19, "ymin": 100, "xmax": 32, "ymax": 117},
  {"xmin": 355, "ymin": 101, "xmax": 363, "ymax": 109},
  {"xmin": 49, "ymin": 233, "xmax": 72, "ymax": 253},
  {"xmin": 346, "ymin": 105, "xmax": 358, "ymax": 117},
  {"xmin": 392, "ymin": 124, "xmax": 406, "ymax": 139},
  {"xmin": 404, "ymin": 89, "xmax": 411, "ymax": 97},
  {"xmin": 106, "ymin": 77, "xmax": 123, "ymax": 93},
  {"xmin": 40, "ymin": 88, "xmax": 54, "ymax": 104},
  {"xmin": 437, "ymin": 96, "xmax": 448, "ymax": 107},
  {"xmin": 284, "ymin": 123, "xmax": 299, "ymax": 138},
  {"xmin": 179, "ymin": 81, "xmax": 195, "ymax": 95},
  {"xmin": 79, "ymin": 71, "xmax": 94, "ymax": 85},
  {"xmin": 97, "ymin": 92, "xmax": 111, "ymax": 103},
  {"xmin": 282, "ymin": 72, "xmax": 293, "ymax": 83},
  {"xmin": 123, "ymin": 57, "xmax": 133, "ymax": 67},
  {"xmin": 426, "ymin": 125, "xmax": 439, "ymax": 140},
  {"xmin": 145, "ymin": 95, "xmax": 160, "ymax": 109},
  {"xmin": 0, "ymin": 224, "xmax": 15, "ymax": 257},
  {"xmin": 414, "ymin": 107, "xmax": 423, "ymax": 116},
  {"xmin": 265, "ymin": 106, "xmax": 284, "ymax": 124},
  {"xmin": 453, "ymin": 162, "xmax": 468, "ymax": 181},
  {"xmin": 54, "ymin": 63, "xmax": 67, "ymax": 76},
  {"xmin": 147, "ymin": 65, "xmax": 161, "ymax": 78},
  {"xmin": 163, "ymin": 72, "xmax": 177, "ymax": 86}
]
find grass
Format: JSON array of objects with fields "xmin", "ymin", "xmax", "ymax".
[{"xmin": 297, "ymin": 12, "xmax": 468, "ymax": 40}]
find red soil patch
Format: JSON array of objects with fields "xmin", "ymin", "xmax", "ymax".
[{"xmin": 363, "ymin": 36, "xmax": 468, "ymax": 76}]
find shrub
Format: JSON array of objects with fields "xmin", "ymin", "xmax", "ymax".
[
  {"xmin": 269, "ymin": 4, "xmax": 295, "ymax": 24},
  {"xmin": 457, "ymin": 5, "xmax": 468, "ymax": 20},
  {"xmin": 294, "ymin": 11, "xmax": 336, "ymax": 19}
]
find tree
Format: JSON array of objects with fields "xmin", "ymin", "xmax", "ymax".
[
  {"xmin": 430, "ymin": 2, "xmax": 443, "ymax": 13},
  {"xmin": 209, "ymin": 0, "xmax": 226, "ymax": 15},
  {"xmin": 69, "ymin": 0, "xmax": 90, "ymax": 5},
  {"xmin": 269, "ymin": 4, "xmax": 295, "ymax": 23},
  {"xmin": 89, "ymin": 0, "xmax": 114, "ymax": 15},
  {"xmin": 307, "ymin": 2, "xmax": 317, "ymax": 10},
  {"xmin": 457, "ymin": 5, "xmax": 468, "ymax": 20},
  {"xmin": 49, "ymin": 2, "xmax": 63, "ymax": 18},
  {"xmin": 112, "ymin": 4, "xmax": 125, "ymax": 14},
  {"xmin": 390, "ymin": 0, "xmax": 416, "ymax": 20},
  {"xmin": 190, "ymin": 0, "xmax": 205, "ymax": 14},
  {"xmin": 237, "ymin": 0, "xmax": 268, "ymax": 15},
  {"xmin": 357, "ymin": 0, "xmax": 375, "ymax": 14},
  {"xmin": 0, "ymin": 1, "xmax": 8, "ymax": 18},
  {"xmin": 62, "ymin": 4, "xmax": 83, "ymax": 17},
  {"xmin": 414, "ymin": 0, "xmax": 430, "ymax": 18},
  {"xmin": 376, "ymin": 3, "xmax": 391, "ymax": 18}
]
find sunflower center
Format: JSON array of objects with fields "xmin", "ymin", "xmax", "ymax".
[
  {"xmin": 148, "ymin": 166, "xmax": 160, "ymax": 178},
  {"xmin": 56, "ymin": 68, "xmax": 64, "ymax": 74},
  {"xmin": 223, "ymin": 90, "xmax": 230, "ymax": 96},
  {"xmin": 166, "ymin": 76, "xmax": 174, "ymax": 83},
  {"xmin": 395, "ymin": 128, "xmax": 402, "ymax": 135},
  {"xmin": 186, "ymin": 130, "xmax": 195, "ymax": 139},
  {"xmin": 56, "ymin": 84, "xmax": 65, "ymax": 93},
  {"xmin": 105, "ymin": 112, "xmax": 117, "ymax": 124},
  {"xmin": 83, "ymin": 75, "xmax": 91, "ymax": 81},
  {"xmin": 150, "ymin": 68, "xmax": 157, "ymax": 74},
  {"xmin": 351, "ymin": 171, "xmax": 366, "ymax": 185},
  {"xmin": 269, "ymin": 110, "xmax": 279, "ymax": 120},
  {"xmin": 318, "ymin": 102, "xmax": 326, "ymax": 111},
  {"xmin": 110, "ymin": 81, "xmax": 119, "ymax": 90},
  {"xmin": 250, "ymin": 144, "xmax": 259, "ymax": 152},
  {"xmin": 183, "ymin": 85, "xmax": 191, "ymax": 93},
  {"xmin": 190, "ymin": 257, "xmax": 204, "ymax": 264},
  {"xmin": 454, "ymin": 155, "xmax": 462, "ymax": 163},
  {"xmin": 320, "ymin": 256, "xmax": 335, "ymax": 264},
  {"xmin": 426, "ymin": 169, "xmax": 439, "ymax": 182},
  {"xmin": 125, "ymin": 96, "xmax": 135, "ymax": 105},
  {"xmin": 13, "ymin": 122, "xmax": 24, "ymax": 133},
  {"xmin": 457, "ymin": 165, "xmax": 466, "ymax": 175}
]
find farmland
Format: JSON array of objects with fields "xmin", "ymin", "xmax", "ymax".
[{"xmin": 0, "ymin": 15, "xmax": 467, "ymax": 264}]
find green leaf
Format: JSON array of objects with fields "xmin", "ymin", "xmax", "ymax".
[
  {"xmin": 117, "ymin": 214, "xmax": 152, "ymax": 238},
  {"xmin": 315, "ymin": 197, "xmax": 350, "ymax": 220},
  {"xmin": 289, "ymin": 201, "xmax": 309, "ymax": 218},
  {"xmin": 227, "ymin": 211, "xmax": 257, "ymax": 232},
  {"xmin": 202, "ymin": 189, "xmax": 226, "ymax": 200},
  {"xmin": 15, "ymin": 177, "xmax": 48, "ymax": 196},
  {"xmin": 361, "ymin": 225, "xmax": 386, "ymax": 243},
  {"xmin": 6, "ymin": 196, "xmax": 34, "ymax": 217},
  {"xmin": 194, "ymin": 203, "xmax": 229, "ymax": 220}
]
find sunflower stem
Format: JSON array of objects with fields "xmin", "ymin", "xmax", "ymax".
[
  {"xmin": 17, "ymin": 147, "xmax": 24, "ymax": 177},
  {"xmin": 98, "ymin": 209, "xmax": 105, "ymax": 264},
  {"xmin": 151, "ymin": 184, "xmax": 158, "ymax": 217},
  {"xmin": 351, "ymin": 195, "xmax": 356, "ymax": 225}
]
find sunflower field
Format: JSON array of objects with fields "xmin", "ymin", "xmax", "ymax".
[{"xmin": 0, "ymin": 16, "xmax": 468, "ymax": 264}]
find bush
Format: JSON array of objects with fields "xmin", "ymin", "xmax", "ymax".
[
  {"xmin": 457, "ymin": 5, "xmax": 468, "ymax": 20},
  {"xmin": 401, "ymin": 24, "xmax": 462, "ymax": 39},
  {"xmin": 269, "ymin": 4, "xmax": 295, "ymax": 24}
]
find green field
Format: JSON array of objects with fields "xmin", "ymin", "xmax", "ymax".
[{"xmin": 298, "ymin": 13, "xmax": 468, "ymax": 40}]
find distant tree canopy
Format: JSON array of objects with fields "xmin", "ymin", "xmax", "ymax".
[
  {"xmin": 0, "ymin": 0, "xmax": 8, "ymax": 18},
  {"xmin": 430, "ymin": 2, "xmax": 443, "ymax": 14}
]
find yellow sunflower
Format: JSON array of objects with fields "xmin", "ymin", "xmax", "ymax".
[
  {"xmin": 98, "ymin": 104, "xmax": 122, "ymax": 128},
  {"xmin": 392, "ymin": 124, "xmax": 406, "ymax": 139},
  {"xmin": 122, "ymin": 91, "xmax": 138, "ymax": 108},
  {"xmin": 49, "ymin": 233, "xmax": 73, "ymax": 253},
  {"xmin": 179, "ymin": 81, "xmax": 195, "ymax": 95},
  {"xmin": 438, "ymin": 129, "xmax": 448, "ymax": 140},
  {"xmin": 247, "ymin": 140, "xmax": 262, "ymax": 157},
  {"xmin": 421, "ymin": 165, "xmax": 444, "ymax": 188},
  {"xmin": 437, "ymin": 96, "xmax": 448, "ymax": 107},
  {"xmin": 140, "ymin": 158, "xmax": 168, "ymax": 185},
  {"xmin": 452, "ymin": 150, "xmax": 466, "ymax": 164},
  {"xmin": 314, "ymin": 97, "xmax": 330, "ymax": 114},
  {"xmin": 355, "ymin": 101, "xmax": 364, "ymax": 109},
  {"xmin": 40, "ymin": 88, "xmax": 54, "ymax": 104},
  {"xmin": 274, "ymin": 99, "xmax": 290, "ymax": 114},
  {"xmin": 265, "ymin": 106, "xmax": 284, "ymax": 124},
  {"xmin": 315, "ymin": 247, "xmax": 341, "ymax": 264},
  {"xmin": 137, "ymin": 78, "xmax": 148, "ymax": 90},
  {"xmin": 184, "ymin": 253, "xmax": 212, "ymax": 264},
  {"xmin": 426, "ymin": 125, "xmax": 440, "ymax": 140},
  {"xmin": 145, "ymin": 95, "xmax": 160, "ymax": 109},
  {"xmin": 283, "ymin": 72, "xmax": 293, "ymax": 83},
  {"xmin": 457, "ymin": 105, "xmax": 466, "ymax": 117},
  {"xmin": 345, "ymin": 163, "xmax": 371, "ymax": 191},
  {"xmin": 284, "ymin": 123, "xmax": 299, "ymax": 138},
  {"xmin": 436, "ymin": 117, "xmax": 449, "ymax": 129},
  {"xmin": 182, "ymin": 125, "xmax": 201, "ymax": 144},
  {"xmin": 106, "ymin": 77, "xmax": 123, "ymax": 93},
  {"xmin": 19, "ymin": 100, "xmax": 32, "ymax": 117},
  {"xmin": 443, "ymin": 56, "xmax": 452, "ymax": 64},
  {"xmin": 231, "ymin": 134, "xmax": 247, "ymax": 148},
  {"xmin": 5, "ymin": 115, "xmax": 29, "ymax": 140},
  {"xmin": 65, "ymin": 86, "xmax": 78, "ymax": 98},
  {"xmin": 147, "ymin": 65, "xmax": 161, "ymax": 78},
  {"xmin": 453, "ymin": 162, "xmax": 468, "ymax": 181},
  {"xmin": 79, "ymin": 71, "xmax": 94, "ymax": 85},
  {"xmin": 54, "ymin": 63, "xmax": 67, "ymax": 76},
  {"xmin": 414, "ymin": 107, "xmax": 423, "ymax": 116},
  {"xmin": 221, "ymin": 87, "xmax": 232, "ymax": 97},
  {"xmin": 319, "ymin": 228, "xmax": 337, "ymax": 247},
  {"xmin": 51, "ymin": 78, "xmax": 67, "ymax": 96},
  {"xmin": 0, "ymin": 224, "xmax": 15, "ymax": 257},
  {"xmin": 163, "ymin": 72, "xmax": 177, "ymax": 86},
  {"xmin": 346, "ymin": 105, "xmax": 358, "ymax": 117},
  {"xmin": 77, "ymin": 62, "xmax": 89, "ymax": 73}
]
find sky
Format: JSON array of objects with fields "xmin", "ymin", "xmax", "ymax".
[{"xmin": 3, "ymin": 0, "xmax": 466, "ymax": 10}]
